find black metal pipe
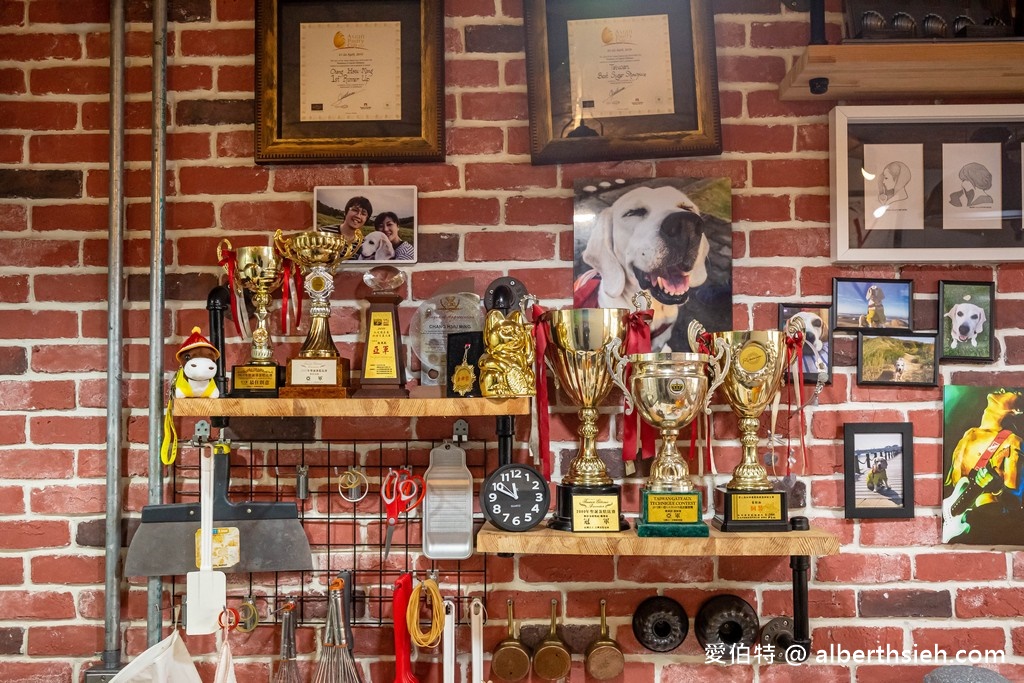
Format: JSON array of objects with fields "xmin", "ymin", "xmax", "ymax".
[
  {"xmin": 809, "ymin": 0, "xmax": 826, "ymax": 45},
  {"xmin": 207, "ymin": 285, "xmax": 230, "ymax": 396},
  {"xmin": 496, "ymin": 415, "xmax": 514, "ymax": 467},
  {"xmin": 789, "ymin": 554, "xmax": 811, "ymax": 662}
]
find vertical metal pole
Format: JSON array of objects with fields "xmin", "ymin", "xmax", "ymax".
[
  {"xmin": 809, "ymin": 0, "xmax": 827, "ymax": 45},
  {"xmin": 101, "ymin": 0, "xmax": 126, "ymax": 671},
  {"xmin": 146, "ymin": 0, "xmax": 169, "ymax": 648}
]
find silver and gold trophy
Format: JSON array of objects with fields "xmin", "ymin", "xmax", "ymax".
[
  {"xmin": 608, "ymin": 332, "xmax": 729, "ymax": 537},
  {"xmin": 540, "ymin": 307, "xmax": 634, "ymax": 532},
  {"xmin": 217, "ymin": 239, "xmax": 288, "ymax": 397},
  {"xmin": 689, "ymin": 318, "xmax": 803, "ymax": 532},
  {"xmin": 274, "ymin": 229, "xmax": 361, "ymax": 397}
]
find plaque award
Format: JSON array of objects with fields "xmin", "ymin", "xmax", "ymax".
[
  {"xmin": 353, "ymin": 266, "xmax": 408, "ymax": 398},
  {"xmin": 274, "ymin": 229, "xmax": 360, "ymax": 398},
  {"xmin": 608, "ymin": 337, "xmax": 729, "ymax": 537},
  {"xmin": 690, "ymin": 318, "xmax": 804, "ymax": 532},
  {"xmin": 216, "ymin": 239, "xmax": 288, "ymax": 397},
  {"xmin": 540, "ymin": 307, "xmax": 634, "ymax": 532},
  {"xmin": 409, "ymin": 292, "xmax": 485, "ymax": 387}
]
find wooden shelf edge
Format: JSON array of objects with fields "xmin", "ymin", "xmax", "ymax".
[
  {"xmin": 475, "ymin": 522, "xmax": 840, "ymax": 557},
  {"xmin": 779, "ymin": 42, "xmax": 1024, "ymax": 101},
  {"xmin": 172, "ymin": 396, "xmax": 532, "ymax": 418}
]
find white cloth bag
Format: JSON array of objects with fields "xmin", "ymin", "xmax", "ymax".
[{"xmin": 109, "ymin": 631, "xmax": 202, "ymax": 683}]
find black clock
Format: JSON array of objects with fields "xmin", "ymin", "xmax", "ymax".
[{"xmin": 481, "ymin": 463, "xmax": 550, "ymax": 532}]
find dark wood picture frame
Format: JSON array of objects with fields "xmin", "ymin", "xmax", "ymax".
[
  {"xmin": 938, "ymin": 280, "xmax": 996, "ymax": 363},
  {"xmin": 832, "ymin": 277, "xmax": 915, "ymax": 333},
  {"xmin": 522, "ymin": 0, "xmax": 721, "ymax": 165},
  {"xmin": 844, "ymin": 422, "xmax": 915, "ymax": 519},
  {"xmin": 857, "ymin": 330, "xmax": 938, "ymax": 387},
  {"xmin": 255, "ymin": 0, "xmax": 444, "ymax": 164},
  {"xmin": 778, "ymin": 302, "xmax": 834, "ymax": 385}
]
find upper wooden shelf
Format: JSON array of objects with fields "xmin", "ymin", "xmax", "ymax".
[
  {"xmin": 779, "ymin": 42, "xmax": 1024, "ymax": 101},
  {"xmin": 476, "ymin": 522, "xmax": 840, "ymax": 557},
  {"xmin": 173, "ymin": 397, "xmax": 531, "ymax": 418}
]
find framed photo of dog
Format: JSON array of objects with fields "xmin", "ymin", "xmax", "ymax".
[
  {"xmin": 844, "ymin": 422, "xmax": 914, "ymax": 519},
  {"xmin": 830, "ymin": 103, "xmax": 1024, "ymax": 263},
  {"xmin": 313, "ymin": 185, "xmax": 418, "ymax": 264},
  {"xmin": 832, "ymin": 277, "xmax": 914, "ymax": 333},
  {"xmin": 778, "ymin": 303, "xmax": 833, "ymax": 385},
  {"xmin": 857, "ymin": 331, "xmax": 938, "ymax": 387},
  {"xmin": 522, "ymin": 0, "xmax": 721, "ymax": 165},
  {"xmin": 939, "ymin": 280, "xmax": 995, "ymax": 362}
]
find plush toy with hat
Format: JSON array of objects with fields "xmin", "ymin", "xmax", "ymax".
[{"xmin": 174, "ymin": 326, "xmax": 221, "ymax": 398}]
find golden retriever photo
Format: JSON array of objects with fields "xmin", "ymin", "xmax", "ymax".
[{"xmin": 572, "ymin": 178, "xmax": 732, "ymax": 351}]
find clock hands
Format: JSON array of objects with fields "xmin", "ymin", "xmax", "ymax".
[{"xmin": 495, "ymin": 482, "xmax": 520, "ymax": 500}]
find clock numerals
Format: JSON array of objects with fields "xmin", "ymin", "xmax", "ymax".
[{"xmin": 482, "ymin": 464, "xmax": 551, "ymax": 532}]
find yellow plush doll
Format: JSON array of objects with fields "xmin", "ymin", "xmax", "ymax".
[{"xmin": 174, "ymin": 326, "xmax": 220, "ymax": 398}]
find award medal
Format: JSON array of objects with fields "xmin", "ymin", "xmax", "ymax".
[{"xmin": 451, "ymin": 344, "xmax": 476, "ymax": 397}]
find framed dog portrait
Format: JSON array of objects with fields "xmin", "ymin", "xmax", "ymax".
[
  {"xmin": 942, "ymin": 386, "xmax": 1024, "ymax": 545},
  {"xmin": 571, "ymin": 177, "xmax": 733, "ymax": 352},
  {"xmin": 844, "ymin": 422, "xmax": 914, "ymax": 519},
  {"xmin": 832, "ymin": 277, "xmax": 914, "ymax": 333},
  {"xmin": 938, "ymin": 280, "xmax": 995, "ymax": 362},
  {"xmin": 857, "ymin": 331, "xmax": 938, "ymax": 387},
  {"xmin": 778, "ymin": 302, "xmax": 833, "ymax": 385},
  {"xmin": 313, "ymin": 185, "xmax": 418, "ymax": 264}
]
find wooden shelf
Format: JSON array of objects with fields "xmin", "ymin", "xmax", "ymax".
[
  {"xmin": 173, "ymin": 397, "xmax": 531, "ymax": 418},
  {"xmin": 476, "ymin": 522, "xmax": 840, "ymax": 557},
  {"xmin": 779, "ymin": 42, "xmax": 1024, "ymax": 101}
]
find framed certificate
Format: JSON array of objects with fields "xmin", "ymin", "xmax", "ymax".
[
  {"xmin": 523, "ymin": 0, "xmax": 721, "ymax": 165},
  {"xmin": 256, "ymin": 0, "xmax": 444, "ymax": 163}
]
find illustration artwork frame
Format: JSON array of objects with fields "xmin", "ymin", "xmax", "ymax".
[
  {"xmin": 522, "ymin": 0, "xmax": 721, "ymax": 165},
  {"xmin": 778, "ymin": 302, "xmax": 833, "ymax": 385},
  {"xmin": 844, "ymin": 422, "xmax": 915, "ymax": 520},
  {"xmin": 255, "ymin": 0, "xmax": 444, "ymax": 163},
  {"xmin": 938, "ymin": 280, "xmax": 995, "ymax": 362},
  {"xmin": 830, "ymin": 104, "xmax": 1024, "ymax": 262},
  {"xmin": 313, "ymin": 185, "xmax": 418, "ymax": 264},
  {"xmin": 857, "ymin": 330, "xmax": 938, "ymax": 387},
  {"xmin": 832, "ymin": 277, "xmax": 914, "ymax": 333}
]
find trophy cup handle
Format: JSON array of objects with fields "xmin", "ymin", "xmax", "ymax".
[
  {"xmin": 631, "ymin": 290, "xmax": 653, "ymax": 312},
  {"xmin": 687, "ymin": 319, "xmax": 708, "ymax": 353},
  {"xmin": 704, "ymin": 338, "xmax": 731, "ymax": 415},
  {"xmin": 272, "ymin": 229, "xmax": 289, "ymax": 258},
  {"xmin": 216, "ymin": 238, "xmax": 233, "ymax": 264},
  {"xmin": 605, "ymin": 338, "xmax": 634, "ymax": 414}
]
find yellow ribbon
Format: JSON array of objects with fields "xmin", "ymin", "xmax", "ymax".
[{"xmin": 161, "ymin": 370, "xmax": 180, "ymax": 466}]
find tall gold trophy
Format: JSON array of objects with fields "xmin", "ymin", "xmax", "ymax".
[
  {"xmin": 541, "ymin": 308, "xmax": 633, "ymax": 532},
  {"xmin": 689, "ymin": 319, "xmax": 803, "ymax": 532},
  {"xmin": 608, "ymin": 334, "xmax": 729, "ymax": 537},
  {"xmin": 274, "ymin": 229, "xmax": 361, "ymax": 397},
  {"xmin": 217, "ymin": 239, "xmax": 287, "ymax": 397}
]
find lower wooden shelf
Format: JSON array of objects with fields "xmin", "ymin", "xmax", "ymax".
[
  {"xmin": 475, "ymin": 522, "xmax": 840, "ymax": 557},
  {"xmin": 172, "ymin": 396, "xmax": 531, "ymax": 418}
]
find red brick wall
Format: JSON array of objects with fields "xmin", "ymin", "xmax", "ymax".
[{"xmin": 2, "ymin": 0, "xmax": 1023, "ymax": 680}]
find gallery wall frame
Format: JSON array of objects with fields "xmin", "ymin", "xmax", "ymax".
[
  {"xmin": 255, "ymin": 0, "xmax": 444, "ymax": 164},
  {"xmin": 830, "ymin": 104, "xmax": 1024, "ymax": 263},
  {"xmin": 857, "ymin": 330, "xmax": 938, "ymax": 387},
  {"xmin": 844, "ymin": 422, "xmax": 915, "ymax": 519},
  {"xmin": 832, "ymin": 277, "xmax": 914, "ymax": 333},
  {"xmin": 778, "ymin": 302, "xmax": 833, "ymax": 385},
  {"xmin": 313, "ymin": 185, "xmax": 418, "ymax": 265},
  {"xmin": 938, "ymin": 280, "xmax": 995, "ymax": 362},
  {"xmin": 522, "ymin": 0, "xmax": 721, "ymax": 165}
]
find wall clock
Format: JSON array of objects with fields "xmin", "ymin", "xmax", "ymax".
[{"xmin": 481, "ymin": 463, "xmax": 550, "ymax": 532}]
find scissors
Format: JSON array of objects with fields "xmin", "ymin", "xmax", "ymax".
[{"xmin": 381, "ymin": 468, "xmax": 425, "ymax": 560}]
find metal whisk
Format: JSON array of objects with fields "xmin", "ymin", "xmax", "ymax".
[
  {"xmin": 313, "ymin": 577, "xmax": 362, "ymax": 683},
  {"xmin": 273, "ymin": 602, "xmax": 301, "ymax": 683}
]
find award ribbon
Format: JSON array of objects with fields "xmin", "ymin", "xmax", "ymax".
[
  {"xmin": 216, "ymin": 247, "xmax": 251, "ymax": 341},
  {"xmin": 279, "ymin": 257, "xmax": 303, "ymax": 334},
  {"xmin": 621, "ymin": 308, "xmax": 657, "ymax": 463},
  {"xmin": 691, "ymin": 330, "xmax": 718, "ymax": 477},
  {"xmin": 531, "ymin": 302, "xmax": 553, "ymax": 480}
]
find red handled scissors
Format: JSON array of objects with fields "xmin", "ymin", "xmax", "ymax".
[{"xmin": 381, "ymin": 468, "xmax": 425, "ymax": 560}]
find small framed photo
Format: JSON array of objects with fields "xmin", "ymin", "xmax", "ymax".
[
  {"xmin": 844, "ymin": 422, "xmax": 914, "ymax": 519},
  {"xmin": 313, "ymin": 185, "xmax": 418, "ymax": 265},
  {"xmin": 938, "ymin": 280, "xmax": 995, "ymax": 362},
  {"xmin": 857, "ymin": 331, "xmax": 938, "ymax": 386},
  {"xmin": 832, "ymin": 277, "xmax": 914, "ymax": 333},
  {"xmin": 778, "ymin": 302, "xmax": 833, "ymax": 385}
]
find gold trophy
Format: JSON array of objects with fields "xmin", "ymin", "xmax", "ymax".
[
  {"xmin": 607, "ymin": 334, "xmax": 729, "ymax": 537},
  {"xmin": 689, "ymin": 318, "xmax": 804, "ymax": 532},
  {"xmin": 540, "ymin": 307, "xmax": 634, "ymax": 532},
  {"xmin": 353, "ymin": 266, "xmax": 408, "ymax": 398},
  {"xmin": 216, "ymin": 239, "xmax": 287, "ymax": 397},
  {"xmin": 274, "ymin": 229, "xmax": 361, "ymax": 397}
]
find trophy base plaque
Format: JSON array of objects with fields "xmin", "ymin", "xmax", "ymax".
[
  {"xmin": 548, "ymin": 483, "xmax": 629, "ymax": 533},
  {"xmin": 636, "ymin": 489, "xmax": 709, "ymax": 538},
  {"xmin": 279, "ymin": 357, "xmax": 349, "ymax": 398},
  {"xmin": 712, "ymin": 485, "xmax": 790, "ymax": 532},
  {"xmin": 230, "ymin": 364, "xmax": 281, "ymax": 398}
]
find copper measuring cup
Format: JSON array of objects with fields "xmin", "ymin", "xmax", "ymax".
[
  {"xmin": 491, "ymin": 599, "xmax": 531, "ymax": 682},
  {"xmin": 585, "ymin": 599, "xmax": 624, "ymax": 680},
  {"xmin": 532, "ymin": 599, "xmax": 571, "ymax": 681}
]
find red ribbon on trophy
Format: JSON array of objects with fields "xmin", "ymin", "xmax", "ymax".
[
  {"xmin": 784, "ymin": 330, "xmax": 808, "ymax": 478},
  {"xmin": 216, "ymin": 246, "xmax": 250, "ymax": 341},
  {"xmin": 279, "ymin": 257, "xmax": 303, "ymax": 334},
  {"xmin": 531, "ymin": 302, "xmax": 553, "ymax": 480},
  {"xmin": 621, "ymin": 308, "xmax": 657, "ymax": 463}
]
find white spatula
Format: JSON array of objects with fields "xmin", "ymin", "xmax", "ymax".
[{"xmin": 186, "ymin": 443, "xmax": 226, "ymax": 635}]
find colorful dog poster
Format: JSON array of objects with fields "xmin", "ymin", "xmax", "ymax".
[{"xmin": 572, "ymin": 177, "xmax": 733, "ymax": 352}]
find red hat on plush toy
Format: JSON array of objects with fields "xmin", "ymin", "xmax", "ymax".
[{"xmin": 176, "ymin": 326, "xmax": 220, "ymax": 363}]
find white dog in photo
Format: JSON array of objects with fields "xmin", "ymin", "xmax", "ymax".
[
  {"xmin": 894, "ymin": 357, "xmax": 906, "ymax": 381},
  {"xmin": 359, "ymin": 231, "xmax": 396, "ymax": 261},
  {"xmin": 945, "ymin": 302, "xmax": 986, "ymax": 349},
  {"xmin": 789, "ymin": 311, "xmax": 828, "ymax": 374},
  {"xmin": 578, "ymin": 185, "xmax": 710, "ymax": 349}
]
